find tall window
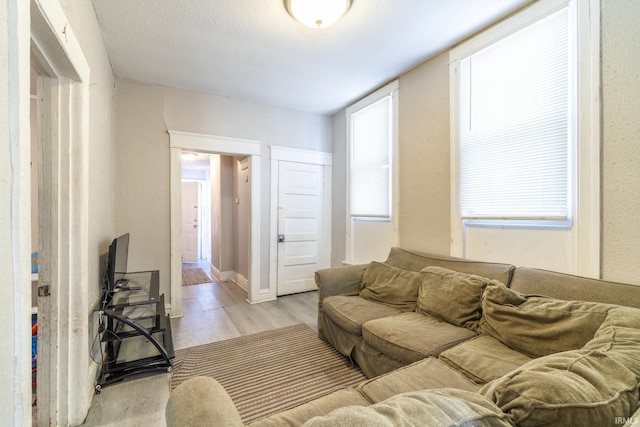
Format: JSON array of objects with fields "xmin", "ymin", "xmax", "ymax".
[
  {"xmin": 457, "ymin": 4, "xmax": 572, "ymax": 221},
  {"xmin": 449, "ymin": 0, "xmax": 601, "ymax": 276},
  {"xmin": 350, "ymin": 96, "xmax": 392, "ymax": 218},
  {"xmin": 345, "ymin": 80, "xmax": 398, "ymax": 263}
]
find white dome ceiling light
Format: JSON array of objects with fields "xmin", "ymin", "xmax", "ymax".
[{"xmin": 284, "ymin": 0, "xmax": 353, "ymax": 29}]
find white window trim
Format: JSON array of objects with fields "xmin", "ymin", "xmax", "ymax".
[
  {"xmin": 449, "ymin": 0, "xmax": 600, "ymax": 277},
  {"xmin": 345, "ymin": 80, "xmax": 399, "ymax": 264}
]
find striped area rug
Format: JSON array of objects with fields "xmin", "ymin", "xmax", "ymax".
[{"xmin": 170, "ymin": 323, "xmax": 366, "ymax": 423}]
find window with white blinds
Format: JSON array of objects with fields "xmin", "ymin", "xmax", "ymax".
[
  {"xmin": 458, "ymin": 6, "xmax": 572, "ymax": 220},
  {"xmin": 349, "ymin": 95, "xmax": 392, "ymax": 218}
]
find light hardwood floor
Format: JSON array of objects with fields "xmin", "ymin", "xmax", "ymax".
[
  {"xmin": 173, "ymin": 265, "xmax": 318, "ymax": 350},
  {"xmin": 81, "ymin": 264, "xmax": 319, "ymax": 426}
]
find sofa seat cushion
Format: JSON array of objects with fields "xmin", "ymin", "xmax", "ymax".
[
  {"xmin": 356, "ymin": 357, "xmax": 480, "ymax": 403},
  {"xmin": 359, "ymin": 262, "xmax": 421, "ymax": 311},
  {"xmin": 249, "ymin": 388, "xmax": 369, "ymax": 427},
  {"xmin": 362, "ymin": 312, "xmax": 477, "ymax": 365},
  {"xmin": 478, "ymin": 281, "xmax": 611, "ymax": 358},
  {"xmin": 302, "ymin": 388, "xmax": 513, "ymax": 427},
  {"xmin": 439, "ymin": 335, "xmax": 533, "ymax": 384},
  {"xmin": 322, "ymin": 296, "xmax": 402, "ymax": 336}
]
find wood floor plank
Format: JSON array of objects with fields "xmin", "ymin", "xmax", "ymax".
[{"xmin": 176, "ymin": 263, "xmax": 319, "ymax": 349}]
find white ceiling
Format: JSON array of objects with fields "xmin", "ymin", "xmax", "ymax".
[{"xmin": 91, "ymin": 0, "xmax": 532, "ymax": 115}]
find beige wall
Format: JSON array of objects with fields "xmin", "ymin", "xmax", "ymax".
[
  {"xmin": 114, "ymin": 79, "xmax": 332, "ymax": 297},
  {"xmin": 330, "ymin": 112, "xmax": 348, "ymax": 266},
  {"xmin": 331, "ymin": 1, "xmax": 640, "ymax": 285},
  {"xmin": 601, "ymin": 0, "xmax": 640, "ymax": 284},
  {"xmin": 57, "ymin": 0, "xmax": 116, "ymax": 308},
  {"xmin": 114, "ymin": 80, "xmax": 169, "ymax": 289},
  {"xmin": 330, "ymin": 52, "xmax": 451, "ymax": 265},
  {"xmin": 57, "ymin": 0, "xmax": 115, "ymax": 419},
  {"xmin": 397, "ymin": 52, "xmax": 451, "ymax": 254},
  {"xmin": 233, "ymin": 157, "xmax": 250, "ymax": 280},
  {"xmin": 210, "ymin": 154, "xmax": 236, "ymax": 274}
]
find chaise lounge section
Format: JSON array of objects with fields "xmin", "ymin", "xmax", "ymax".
[{"xmin": 166, "ymin": 248, "xmax": 640, "ymax": 426}]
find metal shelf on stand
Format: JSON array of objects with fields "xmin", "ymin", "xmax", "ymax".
[{"xmin": 95, "ymin": 270, "xmax": 174, "ymax": 393}]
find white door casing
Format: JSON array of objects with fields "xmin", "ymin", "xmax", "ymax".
[
  {"xmin": 29, "ymin": 0, "xmax": 92, "ymax": 424},
  {"xmin": 270, "ymin": 146, "xmax": 332, "ymax": 298},
  {"xmin": 169, "ymin": 131, "xmax": 263, "ymax": 314},
  {"xmin": 181, "ymin": 181, "xmax": 199, "ymax": 262},
  {"xmin": 277, "ymin": 161, "xmax": 324, "ymax": 296}
]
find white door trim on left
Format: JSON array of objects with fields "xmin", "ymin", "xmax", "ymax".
[{"xmin": 30, "ymin": 0, "xmax": 92, "ymax": 425}]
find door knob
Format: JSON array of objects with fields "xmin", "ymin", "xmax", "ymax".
[{"xmin": 278, "ymin": 234, "xmax": 285, "ymax": 243}]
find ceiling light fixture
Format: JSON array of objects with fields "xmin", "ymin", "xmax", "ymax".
[{"xmin": 284, "ymin": 0, "xmax": 352, "ymax": 29}]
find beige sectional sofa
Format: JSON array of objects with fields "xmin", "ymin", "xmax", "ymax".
[{"xmin": 166, "ymin": 248, "xmax": 640, "ymax": 426}]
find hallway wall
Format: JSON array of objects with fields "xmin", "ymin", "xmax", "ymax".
[{"xmin": 114, "ymin": 79, "xmax": 332, "ymax": 299}]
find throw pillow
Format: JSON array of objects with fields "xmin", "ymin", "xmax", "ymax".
[
  {"xmin": 417, "ymin": 266, "xmax": 494, "ymax": 331},
  {"xmin": 478, "ymin": 281, "xmax": 610, "ymax": 358},
  {"xmin": 480, "ymin": 349, "xmax": 640, "ymax": 426},
  {"xmin": 359, "ymin": 262, "xmax": 420, "ymax": 311}
]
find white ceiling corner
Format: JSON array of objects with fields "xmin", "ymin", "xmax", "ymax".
[{"xmin": 91, "ymin": 0, "xmax": 533, "ymax": 115}]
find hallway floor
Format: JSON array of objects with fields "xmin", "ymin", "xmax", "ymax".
[{"xmin": 81, "ymin": 262, "xmax": 318, "ymax": 426}]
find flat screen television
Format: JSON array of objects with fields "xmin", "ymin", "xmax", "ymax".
[{"xmin": 104, "ymin": 232, "xmax": 130, "ymax": 294}]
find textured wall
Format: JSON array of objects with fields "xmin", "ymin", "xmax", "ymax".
[
  {"xmin": 397, "ymin": 52, "xmax": 451, "ymax": 254},
  {"xmin": 601, "ymin": 0, "xmax": 640, "ymax": 284},
  {"xmin": 330, "ymin": 112, "xmax": 348, "ymax": 266},
  {"xmin": 114, "ymin": 78, "xmax": 332, "ymax": 297},
  {"xmin": 330, "ymin": 52, "xmax": 452, "ymax": 263},
  {"xmin": 332, "ymin": 2, "xmax": 640, "ymax": 284}
]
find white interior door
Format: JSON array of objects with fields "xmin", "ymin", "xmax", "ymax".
[
  {"xmin": 182, "ymin": 181, "xmax": 199, "ymax": 262},
  {"xmin": 277, "ymin": 161, "xmax": 324, "ymax": 296}
]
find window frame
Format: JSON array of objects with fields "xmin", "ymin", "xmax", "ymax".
[
  {"xmin": 449, "ymin": 0, "xmax": 601, "ymax": 277},
  {"xmin": 346, "ymin": 80, "xmax": 399, "ymax": 222},
  {"xmin": 345, "ymin": 80, "xmax": 399, "ymax": 264}
]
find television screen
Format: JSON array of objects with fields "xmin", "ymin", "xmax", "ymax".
[{"xmin": 105, "ymin": 233, "xmax": 130, "ymax": 293}]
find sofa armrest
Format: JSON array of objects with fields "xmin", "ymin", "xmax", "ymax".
[
  {"xmin": 315, "ymin": 264, "xmax": 368, "ymax": 302},
  {"xmin": 166, "ymin": 377, "xmax": 243, "ymax": 427}
]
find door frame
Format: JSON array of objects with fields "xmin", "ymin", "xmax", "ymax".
[
  {"xmin": 30, "ymin": 0, "xmax": 91, "ymax": 424},
  {"xmin": 169, "ymin": 131, "xmax": 263, "ymax": 315},
  {"xmin": 269, "ymin": 146, "xmax": 332, "ymax": 298}
]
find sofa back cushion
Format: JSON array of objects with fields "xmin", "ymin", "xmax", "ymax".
[
  {"xmin": 510, "ymin": 267, "xmax": 640, "ymax": 309},
  {"xmin": 478, "ymin": 281, "xmax": 610, "ymax": 358},
  {"xmin": 481, "ymin": 303, "xmax": 640, "ymax": 426},
  {"xmin": 417, "ymin": 267, "xmax": 494, "ymax": 330},
  {"xmin": 384, "ymin": 247, "xmax": 515, "ymax": 285},
  {"xmin": 359, "ymin": 262, "xmax": 420, "ymax": 311}
]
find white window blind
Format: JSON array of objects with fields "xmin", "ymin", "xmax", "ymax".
[
  {"xmin": 349, "ymin": 96, "xmax": 392, "ymax": 218},
  {"xmin": 459, "ymin": 6, "xmax": 571, "ymax": 220}
]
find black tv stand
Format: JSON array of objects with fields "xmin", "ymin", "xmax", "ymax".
[{"xmin": 95, "ymin": 270, "xmax": 174, "ymax": 393}]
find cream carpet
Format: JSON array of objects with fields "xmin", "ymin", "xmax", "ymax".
[
  {"xmin": 170, "ymin": 323, "xmax": 366, "ymax": 423},
  {"xmin": 181, "ymin": 267, "xmax": 212, "ymax": 286}
]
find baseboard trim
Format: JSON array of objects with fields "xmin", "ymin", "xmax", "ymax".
[
  {"xmin": 232, "ymin": 273, "xmax": 249, "ymax": 292},
  {"xmin": 210, "ymin": 264, "xmax": 234, "ymax": 283}
]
